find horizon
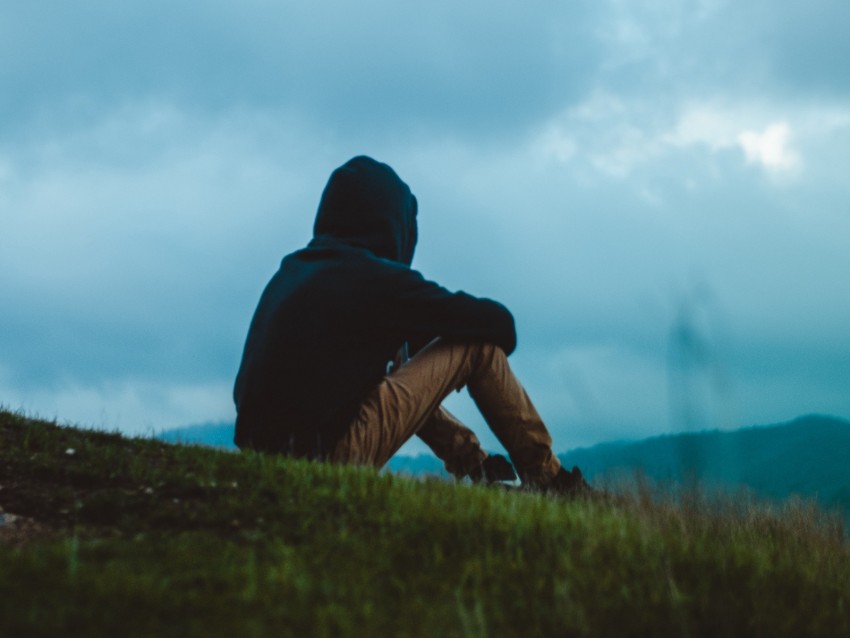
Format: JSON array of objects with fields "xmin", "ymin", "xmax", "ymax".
[
  {"xmin": 153, "ymin": 411, "xmax": 848, "ymax": 456},
  {"xmin": 2, "ymin": 1, "xmax": 849, "ymax": 454}
]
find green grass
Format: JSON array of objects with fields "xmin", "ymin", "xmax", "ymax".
[{"xmin": 2, "ymin": 408, "xmax": 849, "ymax": 637}]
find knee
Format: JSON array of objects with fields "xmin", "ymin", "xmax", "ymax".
[
  {"xmin": 478, "ymin": 341, "xmax": 507, "ymax": 359},
  {"xmin": 470, "ymin": 341, "xmax": 508, "ymax": 371}
]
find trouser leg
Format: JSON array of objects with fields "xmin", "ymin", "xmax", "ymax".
[
  {"xmin": 415, "ymin": 407, "xmax": 487, "ymax": 479},
  {"xmin": 464, "ymin": 343, "xmax": 561, "ymax": 484},
  {"xmin": 329, "ymin": 339, "xmax": 561, "ymax": 484}
]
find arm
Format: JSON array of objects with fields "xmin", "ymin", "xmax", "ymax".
[{"xmin": 378, "ymin": 268, "xmax": 517, "ymax": 355}]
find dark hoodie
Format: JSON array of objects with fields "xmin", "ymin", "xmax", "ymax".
[{"xmin": 233, "ymin": 156, "xmax": 516, "ymax": 457}]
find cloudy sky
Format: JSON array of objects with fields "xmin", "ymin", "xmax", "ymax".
[{"xmin": 2, "ymin": 0, "xmax": 849, "ymax": 453}]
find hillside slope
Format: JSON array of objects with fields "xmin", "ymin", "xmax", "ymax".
[{"xmin": 2, "ymin": 408, "xmax": 850, "ymax": 637}]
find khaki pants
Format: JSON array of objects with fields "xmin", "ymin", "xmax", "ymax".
[{"xmin": 329, "ymin": 339, "xmax": 561, "ymax": 485}]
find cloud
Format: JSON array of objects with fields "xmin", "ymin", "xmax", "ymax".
[
  {"xmin": 0, "ymin": 1, "xmax": 603, "ymax": 144},
  {"xmin": 664, "ymin": 102, "xmax": 850, "ymax": 180},
  {"xmin": 0, "ymin": 104, "xmax": 332, "ymax": 389},
  {"xmin": 0, "ymin": 365, "xmax": 233, "ymax": 435},
  {"xmin": 751, "ymin": 0, "xmax": 850, "ymax": 96},
  {"xmin": 2, "ymin": 0, "xmax": 850, "ymax": 447},
  {"xmin": 535, "ymin": 96, "xmax": 818, "ymax": 182},
  {"xmin": 667, "ymin": 106, "xmax": 803, "ymax": 175},
  {"xmin": 737, "ymin": 123, "xmax": 799, "ymax": 173}
]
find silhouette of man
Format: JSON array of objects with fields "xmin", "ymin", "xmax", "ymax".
[{"xmin": 234, "ymin": 156, "xmax": 587, "ymax": 492}]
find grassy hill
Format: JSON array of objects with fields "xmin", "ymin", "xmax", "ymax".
[
  {"xmin": 2, "ymin": 408, "xmax": 850, "ymax": 637},
  {"xmin": 159, "ymin": 415, "xmax": 850, "ymax": 515}
]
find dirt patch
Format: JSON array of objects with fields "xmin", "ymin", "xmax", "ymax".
[{"xmin": 0, "ymin": 506, "xmax": 55, "ymax": 549}]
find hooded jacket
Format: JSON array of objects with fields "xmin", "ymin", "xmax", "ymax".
[{"xmin": 233, "ymin": 156, "xmax": 516, "ymax": 457}]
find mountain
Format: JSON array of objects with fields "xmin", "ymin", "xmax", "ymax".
[
  {"xmin": 157, "ymin": 422, "xmax": 238, "ymax": 449},
  {"xmin": 559, "ymin": 414, "xmax": 850, "ymax": 512},
  {"xmin": 157, "ymin": 414, "xmax": 850, "ymax": 512}
]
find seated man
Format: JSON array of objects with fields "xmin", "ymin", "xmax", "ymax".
[{"xmin": 233, "ymin": 156, "xmax": 588, "ymax": 494}]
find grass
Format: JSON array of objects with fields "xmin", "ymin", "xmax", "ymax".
[{"xmin": 1, "ymin": 408, "xmax": 849, "ymax": 637}]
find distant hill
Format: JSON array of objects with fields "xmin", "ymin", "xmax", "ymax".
[
  {"xmin": 158, "ymin": 414, "xmax": 850, "ymax": 512},
  {"xmin": 158, "ymin": 422, "xmax": 238, "ymax": 449},
  {"xmin": 560, "ymin": 414, "xmax": 850, "ymax": 512}
]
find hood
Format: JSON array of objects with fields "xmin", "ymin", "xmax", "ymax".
[{"xmin": 312, "ymin": 156, "xmax": 418, "ymax": 265}]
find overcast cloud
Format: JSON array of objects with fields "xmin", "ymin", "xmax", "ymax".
[{"xmin": 1, "ymin": 0, "xmax": 848, "ymax": 452}]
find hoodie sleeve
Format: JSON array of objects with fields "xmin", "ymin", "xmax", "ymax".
[{"xmin": 376, "ymin": 266, "xmax": 517, "ymax": 355}]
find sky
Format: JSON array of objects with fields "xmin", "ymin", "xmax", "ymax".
[{"xmin": 2, "ymin": 0, "xmax": 849, "ymax": 454}]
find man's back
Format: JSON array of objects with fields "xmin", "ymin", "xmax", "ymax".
[
  {"xmin": 234, "ymin": 239, "xmax": 429, "ymax": 455},
  {"xmin": 233, "ymin": 156, "xmax": 515, "ymax": 457}
]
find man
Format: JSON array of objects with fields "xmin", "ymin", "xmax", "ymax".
[{"xmin": 234, "ymin": 156, "xmax": 588, "ymax": 494}]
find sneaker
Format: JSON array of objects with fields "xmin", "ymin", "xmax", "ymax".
[
  {"xmin": 543, "ymin": 465, "xmax": 593, "ymax": 498},
  {"xmin": 469, "ymin": 454, "xmax": 517, "ymax": 484}
]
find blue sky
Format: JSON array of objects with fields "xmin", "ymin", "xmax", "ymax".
[{"xmin": 1, "ymin": 0, "xmax": 849, "ymax": 453}]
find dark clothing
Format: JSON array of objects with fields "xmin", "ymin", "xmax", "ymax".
[{"xmin": 233, "ymin": 156, "xmax": 516, "ymax": 457}]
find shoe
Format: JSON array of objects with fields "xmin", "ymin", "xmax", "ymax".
[
  {"xmin": 469, "ymin": 454, "xmax": 517, "ymax": 484},
  {"xmin": 543, "ymin": 465, "xmax": 593, "ymax": 498}
]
